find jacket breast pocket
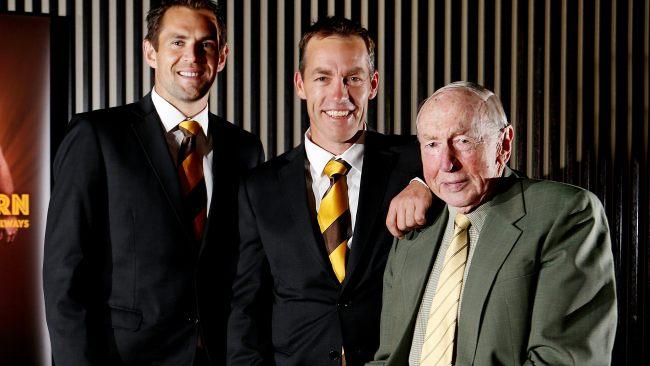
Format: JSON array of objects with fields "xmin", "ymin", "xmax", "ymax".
[{"xmin": 109, "ymin": 304, "xmax": 143, "ymax": 331}]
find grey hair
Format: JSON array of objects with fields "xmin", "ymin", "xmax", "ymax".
[{"xmin": 416, "ymin": 81, "xmax": 509, "ymax": 137}]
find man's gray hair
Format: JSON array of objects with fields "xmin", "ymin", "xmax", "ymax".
[{"xmin": 417, "ymin": 81, "xmax": 509, "ymax": 136}]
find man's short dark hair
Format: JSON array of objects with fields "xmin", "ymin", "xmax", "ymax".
[
  {"xmin": 145, "ymin": 0, "xmax": 226, "ymax": 51},
  {"xmin": 298, "ymin": 16, "xmax": 376, "ymax": 75}
]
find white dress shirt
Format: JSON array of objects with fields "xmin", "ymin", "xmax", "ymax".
[
  {"xmin": 304, "ymin": 130, "xmax": 364, "ymax": 249},
  {"xmin": 151, "ymin": 88, "xmax": 214, "ymax": 214}
]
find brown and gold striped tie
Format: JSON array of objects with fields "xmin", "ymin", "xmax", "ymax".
[
  {"xmin": 178, "ymin": 120, "xmax": 207, "ymax": 241},
  {"xmin": 420, "ymin": 213, "xmax": 471, "ymax": 366},
  {"xmin": 317, "ymin": 158, "xmax": 352, "ymax": 283}
]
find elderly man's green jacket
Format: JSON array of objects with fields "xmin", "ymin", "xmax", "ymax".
[{"xmin": 369, "ymin": 169, "xmax": 617, "ymax": 366}]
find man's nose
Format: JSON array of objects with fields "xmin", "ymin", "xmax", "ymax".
[
  {"xmin": 330, "ymin": 78, "xmax": 349, "ymax": 101},
  {"xmin": 183, "ymin": 43, "xmax": 205, "ymax": 62},
  {"xmin": 439, "ymin": 144, "xmax": 459, "ymax": 172}
]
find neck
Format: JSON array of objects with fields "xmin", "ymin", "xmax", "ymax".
[
  {"xmin": 310, "ymin": 129, "xmax": 364, "ymax": 156},
  {"xmin": 175, "ymin": 97, "xmax": 209, "ymax": 118},
  {"xmin": 154, "ymin": 86, "xmax": 209, "ymax": 118}
]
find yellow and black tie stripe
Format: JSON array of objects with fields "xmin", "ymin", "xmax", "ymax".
[
  {"xmin": 317, "ymin": 158, "xmax": 352, "ymax": 283},
  {"xmin": 420, "ymin": 213, "xmax": 471, "ymax": 366},
  {"xmin": 178, "ymin": 120, "xmax": 207, "ymax": 241}
]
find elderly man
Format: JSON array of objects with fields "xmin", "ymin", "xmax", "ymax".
[{"xmin": 370, "ymin": 82, "xmax": 617, "ymax": 366}]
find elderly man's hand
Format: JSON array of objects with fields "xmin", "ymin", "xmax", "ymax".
[{"xmin": 386, "ymin": 179, "xmax": 433, "ymax": 238}]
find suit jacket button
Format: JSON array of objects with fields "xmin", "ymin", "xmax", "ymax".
[{"xmin": 328, "ymin": 349, "xmax": 341, "ymax": 360}]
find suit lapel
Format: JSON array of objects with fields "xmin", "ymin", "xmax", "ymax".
[
  {"xmin": 130, "ymin": 95, "xmax": 190, "ymax": 240},
  {"xmin": 279, "ymin": 145, "xmax": 330, "ymax": 271},
  {"xmin": 455, "ymin": 176, "xmax": 525, "ymax": 365},
  {"xmin": 344, "ymin": 132, "xmax": 398, "ymax": 287},
  {"xmin": 385, "ymin": 210, "xmax": 448, "ymax": 364},
  {"xmin": 198, "ymin": 115, "xmax": 231, "ymax": 256},
  {"xmin": 401, "ymin": 209, "xmax": 448, "ymax": 315}
]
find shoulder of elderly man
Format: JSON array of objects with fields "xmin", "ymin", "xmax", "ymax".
[{"xmin": 371, "ymin": 173, "xmax": 617, "ymax": 365}]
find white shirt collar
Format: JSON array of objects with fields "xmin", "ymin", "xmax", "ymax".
[
  {"xmin": 151, "ymin": 88, "xmax": 210, "ymax": 136},
  {"xmin": 304, "ymin": 129, "xmax": 365, "ymax": 176}
]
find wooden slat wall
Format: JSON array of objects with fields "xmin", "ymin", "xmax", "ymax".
[{"xmin": 1, "ymin": 0, "xmax": 648, "ymax": 364}]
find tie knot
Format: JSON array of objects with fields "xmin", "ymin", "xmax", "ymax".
[
  {"xmin": 323, "ymin": 158, "xmax": 351, "ymax": 178},
  {"xmin": 179, "ymin": 120, "xmax": 202, "ymax": 137},
  {"xmin": 454, "ymin": 213, "xmax": 471, "ymax": 230}
]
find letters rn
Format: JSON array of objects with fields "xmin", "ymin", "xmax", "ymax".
[{"xmin": 0, "ymin": 194, "xmax": 29, "ymax": 215}]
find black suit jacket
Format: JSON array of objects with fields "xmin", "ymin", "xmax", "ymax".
[
  {"xmin": 43, "ymin": 94, "xmax": 264, "ymax": 366},
  {"xmin": 227, "ymin": 131, "xmax": 421, "ymax": 366}
]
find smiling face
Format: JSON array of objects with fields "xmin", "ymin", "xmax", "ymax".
[
  {"xmin": 417, "ymin": 89, "xmax": 513, "ymax": 213},
  {"xmin": 294, "ymin": 35, "xmax": 378, "ymax": 155},
  {"xmin": 143, "ymin": 6, "xmax": 228, "ymax": 115}
]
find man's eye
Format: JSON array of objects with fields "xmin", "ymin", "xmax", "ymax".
[
  {"xmin": 454, "ymin": 137, "xmax": 476, "ymax": 151},
  {"xmin": 202, "ymin": 42, "xmax": 215, "ymax": 49},
  {"xmin": 348, "ymin": 76, "xmax": 362, "ymax": 83},
  {"xmin": 171, "ymin": 40, "xmax": 183, "ymax": 47},
  {"xmin": 314, "ymin": 76, "xmax": 327, "ymax": 82}
]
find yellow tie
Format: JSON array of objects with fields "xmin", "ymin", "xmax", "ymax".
[
  {"xmin": 317, "ymin": 158, "xmax": 352, "ymax": 283},
  {"xmin": 420, "ymin": 213, "xmax": 471, "ymax": 366},
  {"xmin": 178, "ymin": 120, "xmax": 207, "ymax": 240}
]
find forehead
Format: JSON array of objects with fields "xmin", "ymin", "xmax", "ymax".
[
  {"xmin": 303, "ymin": 35, "xmax": 369, "ymax": 73},
  {"xmin": 418, "ymin": 91, "xmax": 482, "ymax": 137},
  {"xmin": 159, "ymin": 6, "xmax": 218, "ymax": 37}
]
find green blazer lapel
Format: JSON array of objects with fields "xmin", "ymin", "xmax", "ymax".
[
  {"xmin": 456, "ymin": 177, "xmax": 526, "ymax": 365},
  {"xmin": 401, "ymin": 209, "xmax": 448, "ymax": 311},
  {"xmin": 383, "ymin": 209, "xmax": 447, "ymax": 365}
]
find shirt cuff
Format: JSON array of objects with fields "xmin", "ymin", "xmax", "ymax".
[{"xmin": 410, "ymin": 177, "xmax": 429, "ymax": 189}]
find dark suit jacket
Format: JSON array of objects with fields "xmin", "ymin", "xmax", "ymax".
[
  {"xmin": 227, "ymin": 131, "xmax": 422, "ymax": 366},
  {"xmin": 370, "ymin": 168, "xmax": 617, "ymax": 366},
  {"xmin": 43, "ymin": 94, "xmax": 264, "ymax": 366}
]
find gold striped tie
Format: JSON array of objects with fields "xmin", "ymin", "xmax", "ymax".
[
  {"xmin": 178, "ymin": 120, "xmax": 207, "ymax": 241},
  {"xmin": 420, "ymin": 213, "xmax": 471, "ymax": 366},
  {"xmin": 317, "ymin": 158, "xmax": 352, "ymax": 283}
]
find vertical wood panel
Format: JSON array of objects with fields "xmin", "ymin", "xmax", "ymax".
[{"xmin": 377, "ymin": 0, "xmax": 385, "ymax": 133}]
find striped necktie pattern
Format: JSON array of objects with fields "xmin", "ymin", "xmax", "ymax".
[
  {"xmin": 420, "ymin": 213, "xmax": 471, "ymax": 366},
  {"xmin": 177, "ymin": 120, "xmax": 207, "ymax": 241},
  {"xmin": 317, "ymin": 158, "xmax": 352, "ymax": 283}
]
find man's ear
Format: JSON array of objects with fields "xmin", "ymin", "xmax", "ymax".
[
  {"xmin": 143, "ymin": 39, "xmax": 157, "ymax": 69},
  {"xmin": 294, "ymin": 71, "xmax": 307, "ymax": 100},
  {"xmin": 497, "ymin": 125, "xmax": 514, "ymax": 166},
  {"xmin": 216, "ymin": 43, "xmax": 229, "ymax": 72},
  {"xmin": 368, "ymin": 70, "xmax": 379, "ymax": 100}
]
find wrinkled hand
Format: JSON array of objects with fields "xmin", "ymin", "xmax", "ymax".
[
  {"xmin": 0, "ymin": 223, "xmax": 18, "ymax": 243},
  {"xmin": 386, "ymin": 179, "xmax": 433, "ymax": 238}
]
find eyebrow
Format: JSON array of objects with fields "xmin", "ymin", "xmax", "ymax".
[
  {"xmin": 310, "ymin": 67, "xmax": 368, "ymax": 76},
  {"xmin": 420, "ymin": 127, "xmax": 470, "ymax": 140},
  {"xmin": 168, "ymin": 33, "xmax": 218, "ymax": 41},
  {"xmin": 311, "ymin": 68, "xmax": 333, "ymax": 75},
  {"xmin": 345, "ymin": 67, "xmax": 366, "ymax": 75}
]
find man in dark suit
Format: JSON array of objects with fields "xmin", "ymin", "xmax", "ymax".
[
  {"xmin": 227, "ymin": 17, "xmax": 431, "ymax": 366},
  {"xmin": 43, "ymin": 1, "xmax": 263, "ymax": 365},
  {"xmin": 370, "ymin": 82, "xmax": 617, "ymax": 366}
]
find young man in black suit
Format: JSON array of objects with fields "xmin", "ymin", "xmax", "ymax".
[
  {"xmin": 43, "ymin": 1, "xmax": 263, "ymax": 365},
  {"xmin": 227, "ymin": 17, "xmax": 432, "ymax": 366}
]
